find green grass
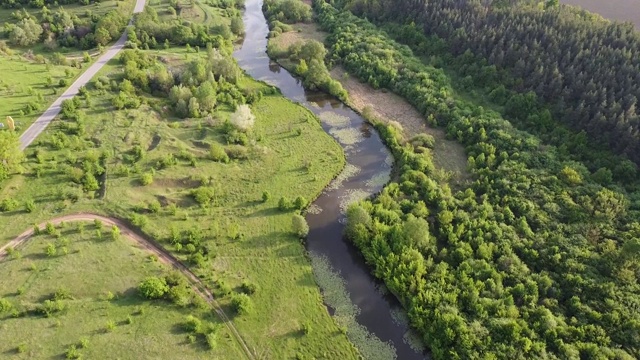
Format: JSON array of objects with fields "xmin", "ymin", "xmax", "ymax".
[
  {"xmin": 0, "ymin": 227, "xmax": 244, "ymax": 359},
  {"xmin": 0, "ymin": 54, "xmax": 83, "ymax": 134},
  {"xmin": 0, "ymin": 49, "xmax": 359, "ymax": 358}
]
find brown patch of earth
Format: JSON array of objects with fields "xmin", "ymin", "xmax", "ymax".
[
  {"xmin": 330, "ymin": 66, "xmax": 471, "ymax": 184},
  {"xmin": 271, "ymin": 23, "xmax": 327, "ymax": 51}
]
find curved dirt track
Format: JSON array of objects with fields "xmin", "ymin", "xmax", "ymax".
[{"xmin": 0, "ymin": 214, "xmax": 255, "ymax": 360}]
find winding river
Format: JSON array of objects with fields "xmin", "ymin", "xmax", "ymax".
[{"xmin": 234, "ymin": 0, "xmax": 426, "ymax": 359}]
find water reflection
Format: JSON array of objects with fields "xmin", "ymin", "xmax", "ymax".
[{"xmin": 234, "ymin": 0, "xmax": 427, "ymax": 358}]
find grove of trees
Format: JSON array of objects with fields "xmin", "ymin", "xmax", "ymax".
[
  {"xmin": 335, "ymin": 0, "xmax": 640, "ymax": 167},
  {"xmin": 314, "ymin": 0, "xmax": 640, "ymax": 358}
]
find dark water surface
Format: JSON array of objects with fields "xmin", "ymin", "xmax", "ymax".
[
  {"xmin": 562, "ymin": 0, "xmax": 640, "ymax": 29},
  {"xmin": 234, "ymin": 0, "xmax": 426, "ymax": 359}
]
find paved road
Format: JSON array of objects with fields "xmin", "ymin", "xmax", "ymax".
[
  {"xmin": 0, "ymin": 213, "xmax": 256, "ymax": 359},
  {"xmin": 18, "ymin": 0, "xmax": 146, "ymax": 150}
]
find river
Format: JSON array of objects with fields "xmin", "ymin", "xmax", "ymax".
[
  {"xmin": 562, "ymin": 0, "xmax": 640, "ymax": 29},
  {"xmin": 234, "ymin": 0, "xmax": 427, "ymax": 359}
]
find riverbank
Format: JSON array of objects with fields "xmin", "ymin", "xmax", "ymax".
[{"xmin": 266, "ymin": 20, "xmax": 470, "ymax": 186}]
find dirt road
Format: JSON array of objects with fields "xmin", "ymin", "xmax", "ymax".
[{"xmin": 0, "ymin": 214, "xmax": 255, "ymax": 360}]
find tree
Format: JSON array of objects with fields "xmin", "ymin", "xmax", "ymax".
[
  {"xmin": 138, "ymin": 277, "xmax": 169, "ymax": 299},
  {"xmin": 230, "ymin": 105, "xmax": 255, "ymax": 131},
  {"xmin": 292, "ymin": 214, "xmax": 309, "ymax": 238},
  {"xmin": 0, "ymin": 131, "xmax": 24, "ymax": 180},
  {"xmin": 8, "ymin": 18, "xmax": 43, "ymax": 46},
  {"xmin": 230, "ymin": 16, "xmax": 244, "ymax": 35},
  {"xmin": 230, "ymin": 293, "xmax": 252, "ymax": 315}
]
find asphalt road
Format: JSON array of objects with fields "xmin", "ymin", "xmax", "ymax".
[{"xmin": 18, "ymin": 0, "xmax": 146, "ymax": 150}]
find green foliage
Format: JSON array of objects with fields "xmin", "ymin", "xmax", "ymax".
[
  {"xmin": 230, "ymin": 293, "xmax": 252, "ymax": 315},
  {"xmin": 138, "ymin": 277, "xmax": 169, "ymax": 299},
  {"xmin": 209, "ymin": 143, "xmax": 229, "ymax": 163},
  {"xmin": 264, "ymin": 0, "xmax": 312, "ymax": 24},
  {"xmin": 291, "ymin": 214, "xmax": 309, "ymax": 238},
  {"xmin": 140, "ymin": 172, "xmax": 154, "ymax": 186},
  {"xmin": 316, "ymin": 1, "xmax": 640, "ymax": 359},
  {"xmin": 0, "ymin": 131, "xmax": 24, "ymax": 181}
]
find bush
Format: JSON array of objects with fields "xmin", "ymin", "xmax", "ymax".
[
  {"xmin": 209, "ymin": 143, "xmax": 229, "ymax": 163},
  {"xmin": 262, "ymin": 191, "xmax": 271, "ymax": 203},
  {"xmin": 278, "ymin": 196, "xmax": 291, "ymax": 211},
  {"xmin": 240, "ymin": 281, "xmax": 257, "ymax": 295},
  {"xmin": 0, "ymin": 198, "xmax": 19, "ymax": 212},
  {"xmin": 292, "ymin": 214, "xmax": 309, "ymax": 238},
  {"xmin": 293, "ymin": 196, "xmax": 307, "ymax": 210},
  {"xmin": 140, "ymin": 172, "xmax": 154, "ymax": 186},
  {"xmin": 59, "ymin": 79, "xmax": 69, "ymax": 87},
  {"xmin": 230, "ymin": 293, "xmax": 253, "ymax": 315},
  {"xmin": 24, "ymin": 199, "xmax": 36, "ymax": 213},
  {"xmin": 138, "ymin": 277, "xmax": 169, "ymax": 299},
  {"xmin": 65, "ymin": 345, "xmax": 81, "ymax": 359},
  {"xmin": 206, "ymin": 332, "xmax": 218, "ymax": 350},
  {"xmin": 225, "ymin": 145, "xmax": 249, "ymax": 160},
  {"xmin": 229, "ymin": 104, "xmax": 255, "ymax": 131},
  {"xmin": 183, "ymin": 315, "xmax": 202, "ymax": 333}
]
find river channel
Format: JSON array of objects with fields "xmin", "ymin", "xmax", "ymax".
[{"xmin": 234, "ymin": 0, "xmax": 426, "ymax": 359}]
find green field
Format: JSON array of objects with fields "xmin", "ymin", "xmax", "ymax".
[
  {"xmin": 0, "ymin": 47, "xmax": 359, "ymax": 358},
  {"xmin": 0, "ymin": 225, "xmax": 244, "ymax": 359},
  {"xmin": 0, "ymin": 55, "xmax": 83, "ymax": 134}
]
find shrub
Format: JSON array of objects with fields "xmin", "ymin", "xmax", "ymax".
[
  {"xmin": 94, "ymin": 219, "xmax": 103, "ymax": 230},
  {"xmin": 240, "ymin": 281, "xmax": 257, "ymax": 295},
  {"xmin": 59, "ymin": 79, "xmax": 69, "ymax": 87},
  {"xmin": 262, "ymin": 191, "xmax": 271, "ymax": 203},
  {"xmin": 148, "ymin": 200, "xmax": 161, "ymax": 213},
  {"xmin": 225, "ymin": 145, "xmax": 249, "ymax": 160},
  {"xmin": 209, "ymin": 143, "xmax": 229, "ymax": 163},
  {"xmin": 292, "ymin": 214, "xmax": 309, "ymax": 238},
  {"xmin": 0, "ymin": 298, "xmax": 13, "ymax": 313},
  {"xmin": 183, "ymin": 315, "xmax": 202, "ymax": 333},
  {"xmin": 105, "ymin": 320, "xmax": 116, "ymax": 332},
  {"xmin": 138, "ymin": 277, "xmax": 169, "ymax": 299},
  {"xmin": 110, "ymin": 225, "xmax": 120, "ymax": 240},
  {"xmin": 24, "ymin": 199, "xmax": 36, "ymax": 213},
  {"xmin": 293, "ymin": 196, "xmax": 307, "ymax": 210},
  {"xmin": 140, "ymin": 172, "xmax": 154, "ymax": 186},
  {"xmin": 278, "ymin": 196, "xmax": 291, "ymax": 211},
  {"xmin": 231, "ymin": 293, "xmax": 253, "ymax": 315},
  {"xmin": 16, "ymin": 343, "xmax": 27, "ymax": 354},
  {"xmin": 229, "ymin": 105, "xmax": 255, "ymax": 131},
  {"xmin": 0, "ymin": 198, "xmax": 19, "ymax": 212},
  {"xmin": 191, "ymin": 186, "xmax": 216, "ymax": 206},
  {"xmin": 65, "ymin": 345, "xmax": 81, "ymax": 359},
  {"xmin": 206, "ymin": 332, "xmax": 218, "ymax": 349},
  {"xmin": 46, "ymin": 243, "xmax": 57, "ymax": 257}
]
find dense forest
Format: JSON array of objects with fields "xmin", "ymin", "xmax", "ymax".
[
  {"xmin": 332, "ymin": 0, "xmax": 640, "ymax": 168},
  {"xmin": 314, "ymin": 0, "xmax": 640, "ymax": 358},
  {"xmin": 1, "ymin": 5, "xmax": 128, "ymax": 49}
]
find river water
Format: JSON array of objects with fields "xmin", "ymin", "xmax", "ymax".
[
  {"xmin": 234, "ymin": 0, "xmax": 426, "ymax": 359},
  {"xmin": 562, "ymin": 0, "xmax": 640, "ymax": 29}
]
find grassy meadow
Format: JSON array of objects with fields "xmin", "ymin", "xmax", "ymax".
[
  {"xmin": 0, "ymin": 225, "xmax": 244, "ymax": 359},
  {"xmin": 0, "ymin": 47, "xmax": 359, "ymax": 358}
]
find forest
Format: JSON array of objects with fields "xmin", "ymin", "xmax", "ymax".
[
  {"xmin": 331, "ymin": 0, "xmax": 640, "ymax": 168},
  {"xmin": 314, "ymin": 0, "xmax": 640, "ymax": 358}
]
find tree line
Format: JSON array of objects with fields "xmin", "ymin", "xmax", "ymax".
[
  {"xmin": 314, "ymin": 0, "xmax": 640, "ymax": 358},
  {"xmin": 334, "ymin": 0, "xmax": 640, "ymax": 168}
]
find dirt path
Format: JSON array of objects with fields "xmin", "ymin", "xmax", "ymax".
[{"xmin": 0, "ymin": 214, "xmax": 256, "ymax": 360}]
